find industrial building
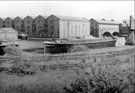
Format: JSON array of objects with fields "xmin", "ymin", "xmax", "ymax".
[
  {"xmin": 4, "ymin": 17, "xmax": 13, "ymax": 28},
  {"xmin": 0, "ymin": 18, "xmax": 4, "ymax": 28},
  {"xmin": 13, "ymin": 16, "xmax": 23, "ymax": 34},
  {"xmin": 47, "ymin": 15, "xmax": 90, "ymax": 39},
  {"xmin": 90, "ymin": 18, "xmax": 119, "ymax": 37},
  {"xmin": 34, "ymin": 15, "xmax": 48, "ymax": 38},
  {"xmin": 119, "ymin": 20, "xmax": 129, "ymax": 37},
  {"xmin": 23, "ymin": 16, "xmax": 34, "ymax": 37}
]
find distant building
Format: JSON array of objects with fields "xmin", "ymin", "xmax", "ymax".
[
  {"xmin": 4, "ymin": 17, "xmax": 13, "ymax": 28},
  {"xmin": 23, "ymin": 16, "xmax": 34, "ymax": 37},
  {"xmin": 119, "ymin": 20, "xmax": 129, "ymax": 37},
  {"xmin": 90, "ymin": 18, "xmax": 119, "ymax": 37},
  {"xmin": 0, "ymin": 18, "xmax": 4, "ymax": 28},
  {"xmin": 47, "ymin": 15, "xmax": 90, "ymax": 38},
  {"xmin": 13, "ymin": 16, "xmax": 23, "ymax": 34},
  {"xmin": 34, "ymin": 15, "xmax": 47, "ymax": 38}
]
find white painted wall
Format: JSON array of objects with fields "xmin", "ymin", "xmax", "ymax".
[{"xmin": 59, "ymin": 20, "xmax": 90, "ymax": 38}]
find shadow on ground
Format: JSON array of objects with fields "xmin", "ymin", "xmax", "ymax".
[{"xmin": 23, "ymin": 48, "xmax": 44, "ymax": 54}]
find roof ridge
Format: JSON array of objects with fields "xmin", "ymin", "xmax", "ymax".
[{"xmin": 52, "ymin": 15, "xmax": 89, "ymax": 21}]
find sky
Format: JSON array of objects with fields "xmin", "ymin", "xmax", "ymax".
[{"xmin": 0, "ymin": 1, "xmax": 134, "ymax": 21}]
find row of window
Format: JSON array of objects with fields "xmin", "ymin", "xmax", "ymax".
[{"xmin": 99, "ymin": 26, "xmax": 119, "ymax": 30}]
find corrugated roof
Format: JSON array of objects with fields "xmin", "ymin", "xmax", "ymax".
[
  {"xmin": 54, "ymin": 15, "xmax": 89, "ymax": 22},
  {"xmin": 93, "ymin": 19, "xmax": 119, "ymax": 25},
  {"xmin": 0, "ymin": 28, "xmax": 17, "ymax": 33}
]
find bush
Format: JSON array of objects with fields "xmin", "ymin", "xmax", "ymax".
[
  {"xmin": 3, "ymin": 45, "xmax": 23, "ymax": 66},
  {"xmin": 64, "ymin": 63, "xmax": 134, "ymax": 93},
  {"xmin": 69, "ymin": 45, "xmax": 88, "ymax": 53},
  {"xmin": 4, "ymin": 45, "xmax": 21, "ymax": 57}
]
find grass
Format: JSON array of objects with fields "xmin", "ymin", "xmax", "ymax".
[{"xmin": 0, "ymin": 69, "xmax": 80, "ymax": 93}]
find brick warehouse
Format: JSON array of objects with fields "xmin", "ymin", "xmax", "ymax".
[
  {"xmin": 12, "ymin": 16, "xmax": 23, "ymax": 34},
  {"xmin": 0, "ymin": 18, "xmax": 4, "ymax": 28},
  {"xmin": 34, "ymin": 15, "xmax": 48, "ymax": 38},
  {"xmin": 4, "ymin": 17, "xmax": 13, "ymax": 28},
  {"xmin": 23, "ymin": 16, "xmax": 34, "ymax": 37}
]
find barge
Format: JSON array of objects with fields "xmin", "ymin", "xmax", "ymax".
[{"xmin": 43, "ymin": 37, "xmax": 116, "ymax": 54}]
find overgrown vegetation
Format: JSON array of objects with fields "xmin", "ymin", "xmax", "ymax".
[
  {"xmin": 0, "ymin": 46, "xmax": 134, "ymax": 93},
  {"xmin": 0, "ymin": 45, "xmax": 36, "ymax": 77},
  {"xmin": 4, "ymin": 45, "xmax": 22, "ymax": 57},
  {"xmin": 64, "ymin": 63, "xmax": 135, "ymax": 93}
]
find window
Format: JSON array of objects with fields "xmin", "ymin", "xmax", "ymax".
[
  {"xmin": 50, "ymin": 20, "xmax": 54, "ymax": 24},
  {"xmin": 38, "ymin": 26, "xmax": 43, "ymax": 30},
  {"xmin": 51, "ymin": 25, "xmax": 54, "ymax": 29},
  {"xmin": 7, "ymin": 21, "xmax": 10, "ymax": 25},
  {"xmin": 38, "ymin": 20, "xmax": 40, "ymax": 24},
  {"xmin": 27, "ymin": 26, "xmax": 30, "ymax": 29},
  {"xmin": 27, "ymin": 21, "xmax": 30, "ymax": 24}
]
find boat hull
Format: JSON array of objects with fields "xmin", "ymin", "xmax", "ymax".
[{"xmin": 44, "ymin": 38, "xmax": 116, "ymax": 54}]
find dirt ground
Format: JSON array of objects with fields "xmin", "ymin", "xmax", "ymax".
[
  {"xmin": 17, "ymin": 40, "xmax": 44, "ymax": 54},
  {"xmin": 18, "ymin": 40, "xmax": 44, "ymax": 49}
]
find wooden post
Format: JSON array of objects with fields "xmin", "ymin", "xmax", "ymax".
[{"xmin": 44, "ymin": 42, "xmax": 46, "ymax": 54}]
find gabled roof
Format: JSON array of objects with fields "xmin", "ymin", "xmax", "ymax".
[
  {"xmin": 91, "ymin": 18, "xmax": 119, "ymax": 25},
  {"xmin": 48, "ymin": 14, "xmax": 89, "ymax": 22},
  {"xmin": 23, "ymin": 16, "xmax": 34, "ymax": 21},
  {"xmin": 13, "ymin": 16, "xmax": 23, "ymax": 21},
  {"xmin": 4, "ymin": 17, "xmax": 13, "ymax": 21},
  {"xmin": 0, "ymin": 28, "xmax": 17, "ymax": 33},
  {"xmin": 34, "ymin": 15, "xmax": 46, "ymax": 20}
]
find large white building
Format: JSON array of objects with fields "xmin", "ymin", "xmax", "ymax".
[
  {"xmin": 90, "ymin": 18, "xmax": 119, "ymax": 37},
  {"xmin": 47, "ymin": 15, "xmax": 90, "ymax": 39}
]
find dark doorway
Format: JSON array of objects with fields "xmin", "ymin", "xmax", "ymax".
[
  {"xmin": 112, "ymin": 32, "xmax": 120, "ymax": 37},
  {"xmin": 103, "ymin": 32, "xmax": 112, "ymax": 37}
]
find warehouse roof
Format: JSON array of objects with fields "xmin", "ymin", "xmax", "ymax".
[
  {"xmin": 92, "ymin": 18, "xmax": 119, "ymax": 25},
  {"xmin": 0, "ymin": 28, "xmax": 17, "ymax": 33},
  {"xmin": 49, "ymin": 15, "xmax": 89, "ymax": 22}
]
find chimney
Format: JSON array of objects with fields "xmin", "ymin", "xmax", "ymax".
[
  {"xmin": 102, "ymin": 18, "xmax": 105, "ymax": 21},
  {"xmin": 129, "ymin": 15, "xmax": 135, "ymax": 30},
  {"xmin": 111, "ymin": 19, "xmax": 114, "ymax": 21}
]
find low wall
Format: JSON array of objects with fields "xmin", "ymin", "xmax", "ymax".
[
  {"xmin": 36, "ymin": 47, "xmax": 135, "ymax": 71},
  {"xmin": 0, "ymin": 46, "xmax": 134, "ymax": 71}
]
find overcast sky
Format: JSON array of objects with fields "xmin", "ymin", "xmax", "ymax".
[{"xmin": 0, "ymin": 1, "xmax": 134, "ymax": 21}]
